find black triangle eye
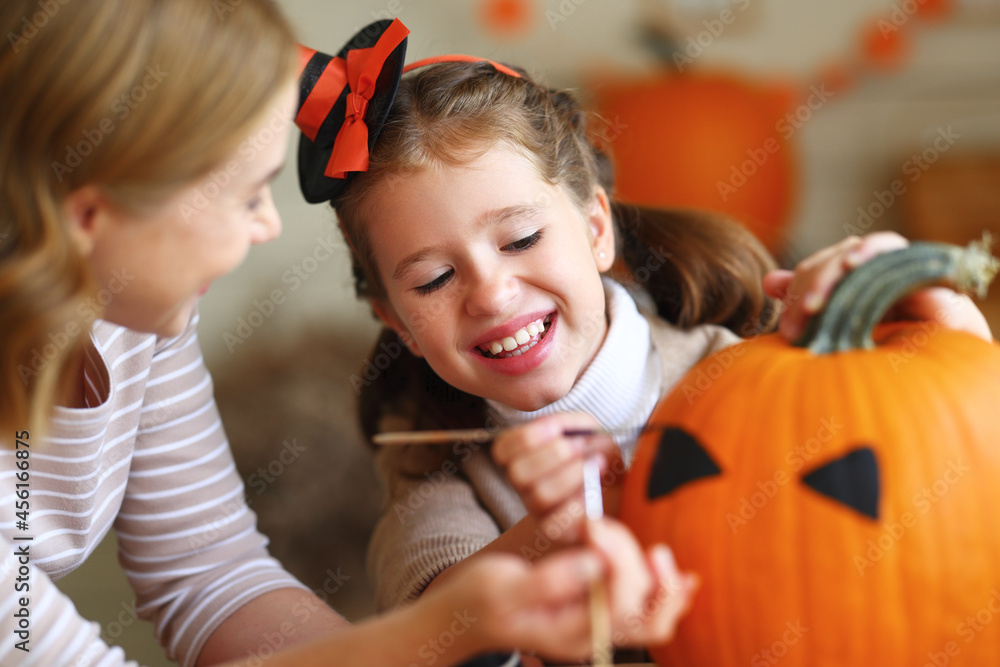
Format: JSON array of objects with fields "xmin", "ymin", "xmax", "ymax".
[
  {"xmin": 646, "ymin": 427, "xmax": 722, "ymax": 500},
  {"xmin": 801, "ymin": 447, "xmax": 880, "ymax": 520}
]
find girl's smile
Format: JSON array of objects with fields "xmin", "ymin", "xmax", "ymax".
[
  {"xmin": 473, "ymin": 312, "xmax": 552, "ymax": 359},
  {"xmin": 367, "ymin": 143, "xmax": 616, "ymax": 411},
  {"xmin": 471, "ymin": 312, "xmax": 556, "ymax": 375}
]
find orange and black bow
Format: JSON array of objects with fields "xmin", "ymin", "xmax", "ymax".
[{"xmin": 295, "ymin": 18, "xmax": 520, "ymax": 205}]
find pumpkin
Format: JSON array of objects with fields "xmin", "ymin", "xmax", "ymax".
[
  {"xmin": 620, "ymin": 240, "xmax": 1000, "ymax": 665},
  {"xmin": 588, "ymin": 72, "xmax": 796, "ymax": 255}
]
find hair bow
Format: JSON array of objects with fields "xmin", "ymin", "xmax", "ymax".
[{"xmin": 296, "ymin": 18, "xmax": 521, "ymax": 205}]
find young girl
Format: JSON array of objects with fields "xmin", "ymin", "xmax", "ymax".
[
  {"xmin": 296, "ymin": 17, "xmax": 994, "ymax": 636},
  {"xmin": 0, "ymin": 4, "xmax": 688, "ymax": 666}
]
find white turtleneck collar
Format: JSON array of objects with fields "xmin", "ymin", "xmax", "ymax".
[{"xmin": 486, "ymin": 278, "xmax": 662, "ymax": 465}]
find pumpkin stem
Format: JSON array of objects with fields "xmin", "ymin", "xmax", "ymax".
[{"xmin": 794, "ymin": 235, "xmax": 1000, "ymax": 354}]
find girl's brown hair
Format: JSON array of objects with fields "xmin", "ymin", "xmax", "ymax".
[
  {"xmin": 332, "ymin": 62, "xmax": 778, "ymax": 438},
  {"xmin": 0, "ymin": 0, "xmax": 297, "ymax": 437}
]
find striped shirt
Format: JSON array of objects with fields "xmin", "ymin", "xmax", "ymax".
[{"xmin": 0, "ymin": 312, "xmax": 304, "ymax": 666}]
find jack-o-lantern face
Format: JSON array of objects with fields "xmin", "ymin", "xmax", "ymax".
[
  {"xmin": 620, "ymin": 324, "xmax": 1000, "ymax": 667},
  {"xmin": 648, "ymin": 427, "xmax": 881, "ymax": 521}
]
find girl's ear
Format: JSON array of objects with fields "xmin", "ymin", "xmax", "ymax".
[
  {"xmin": 371, "ymin": 299, "xmax": 424, "ymax": 358},
  {"xmin": 587, "ymin": 185, "xmax": 615, "ymax": 272}
]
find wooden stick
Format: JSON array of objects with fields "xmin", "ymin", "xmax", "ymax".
[
  {"xmin": 371, "ymin": 428, "xmax": 495, "ymax": 446},
  {"xmin": 371, "ymin": 426, "xmax": 629, "ymax": 446}
]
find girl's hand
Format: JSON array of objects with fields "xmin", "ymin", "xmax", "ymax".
[
  {"xmin": 763, "ymin": 232, "xmax": 993, "ymax": 342},
  {"xmin": 493, "ymin": 413, "xmax": 620, "ymax": 545}
]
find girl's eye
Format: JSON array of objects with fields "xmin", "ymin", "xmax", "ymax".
[
  {"xmin": 415, "ymin": 269, "xmax": 454, "ymax": 295},
  {"xmin": 246, "ymin": 196, "xmax": 263, "ymax": 212},
  {"xmin": 502, "ymin": 230, "xmax": 543, "ymax": 252}
]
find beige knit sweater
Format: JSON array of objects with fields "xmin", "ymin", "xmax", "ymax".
[{"xmin": 367, "ymin": 292, "xmax": 740, "ymax": 611}]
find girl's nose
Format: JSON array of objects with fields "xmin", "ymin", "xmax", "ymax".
[{"xmin": 464, "ymin": 264, "xmax": 519, "ymax": 318}]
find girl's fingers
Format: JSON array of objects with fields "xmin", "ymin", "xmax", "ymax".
[
  {"xmin": 505, "ymin": 435, "xmax": 579, "ymax": 489},
  {"xmin": 521, "ymin": 461, "xmax": 587, "ymax": 517},
  {"xmin": 493, "ymin": 412, "xmax": 605, "ymax": 467}
]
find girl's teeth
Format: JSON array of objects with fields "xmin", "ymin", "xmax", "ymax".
[{"xmin": 480, "ymin": 317, "xmax": 550, "ymax": 358}]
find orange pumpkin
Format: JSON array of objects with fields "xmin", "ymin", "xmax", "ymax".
[
  {"xmin": 589, "ymin": 71, "xmax": 796, "ymax": 254},
  {"xmin": 620, "ymin": 241, "xmax": 1000, "ymax": 665}
]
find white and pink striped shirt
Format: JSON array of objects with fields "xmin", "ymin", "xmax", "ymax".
[{"xmin": 0, "ymin": 312, "xmax": 305, "ymax": 666}]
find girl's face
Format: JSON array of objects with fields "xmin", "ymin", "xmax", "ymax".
[
  {"xmin": 368, "ymin": 144, "xmax": 616, "ymax": 412},
  {"xmin": 75, "ymin": 81, "xmax": 297, "ymax": 338}
]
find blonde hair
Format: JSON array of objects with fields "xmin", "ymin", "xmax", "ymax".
[
  {"xmin": 332, "ymin": 62, "xmax": 778, "ymax": 439},
  {"xmin": 0, "ymin": 0, "xmax": 297, "ymax": 437}
]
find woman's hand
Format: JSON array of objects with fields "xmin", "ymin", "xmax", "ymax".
[
  {"xmin": 432, "ymin": 519, "xmax": 697, "ymax": 664},
  {"xmin": 492, "ymin": 413, "xmax": 620, "ymax": 545},
  {"xmin": 763, "ymin": 232, "xmax": 993, "ymax": 342}
]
